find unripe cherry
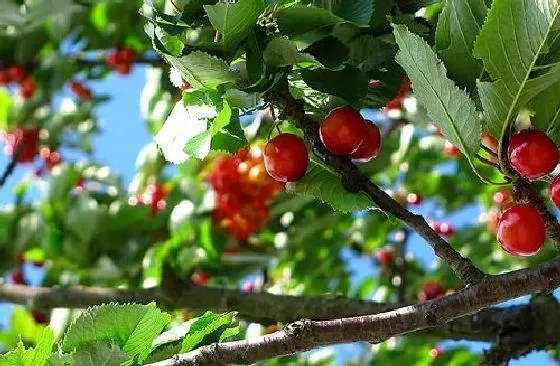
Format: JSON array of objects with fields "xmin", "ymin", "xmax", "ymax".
[
  {"xmin": 350, "ymin": 120, "xmax": 381, "ymax": 163},
  {"xmin": 497, "ymin": 203, "xmax": 545, "ymax": 256},
  {"xmin": 508, "ymin": 130, "xmax": 559, "ymax": 180},
  {"xmin": 320, "ymin": 106, "xmax": 367, "ymax": 156},
  {"xmin": 264, "ymin": 134, "xmax": 308, "ymax": 182}
]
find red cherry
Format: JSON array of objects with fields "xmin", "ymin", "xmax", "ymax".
[
  {"xmin": 11, "ymin": 269, "xmax": 24, "ymax": 284},
  {"xmin": 487, "ymin": 208, "xmax": 501, "ymax": 233},
  {"xmin": 396, "ymin": 77, "xmax": 411, "ymax": 99},
  {"xmin": 3, "ymin": 128, "xmax": 41, "ymax": 163},
  {"xmin": 385, "ymin": 97, "xmax": 403, "ymax": 110},
  {"xmin": 117, "ymin": 48, "xmax": 136, "ymax": 64},
  {"xmin": 549, "ymin": 176, "xmax": 560, "ymax": 209},
  {"xmin": 439, "ymin": 222, "xmax": 454, "ymax": 237},
  {"xmin": 105, "ymin": 52, "xmax": 119, "ymax": 66},
  {"xmin": 418, "ymin": 281, "xmax": 445, "ymax": 301},
  {"xmin": 375, "ymin": 248, "xmax": 393, "ymax": 266},
  {"xmin": 41, "ymin": 147, "xmax": 62, "ymax": 171},
  {"xmin": 430, "ymin": 347, "xmax": 443, "ymax": 359},
  {"xmin": 443, "ymin": 140, "xmax": 461, "ymax": 157},
  {"xmin": 70, "ymin": 80, "xmax": 84, "ymax": 94},
  {"xmin": 493, "ymin": 190, "xmax": 512, "ymax": 207},
  {"xmin": 191, "ymin": 270, "xmax": 210, "ymax": 286},
  {"xmin": 406, "ymin": 193, "xmax": 423, "ymax": 205},
  {"xmin": 508, "ymin": 130, "xmax": 559, "ymax": 180},
  {"xmin": 31, "ymin": 309, "xmax": 48, "ymax": 324},
  {"xmin": 19, "ymin": 78, "xmax": 37, "ymax": 99},
  {"xmin": 115, "ymin": 63, "xmax": 132, "ymax": 75},
  {"xmin": 264, "ymin": 134, "xmax": 308, "ymax": 183},
  {"xmin": 0, "ymin": 69, "xmax": 11, "ymax": 84},
  {"xmin": 320, "ymin": 106, "xmax": 367, "ymax": 156},
  {"xmin": 8, "ymin": 66, "xmax": 27, "ymax": 83},
  {"xmin": 351, "ymin": 120, "xmax": 381, "ymax": 163},
  {"xmin": 181, "ymin": 81, "xmax": 191, "ymax": 90},
  {"xmin": 368, "ymin": 80, "xmax": 382, "ymax": 88},
  {"xmin": 497, "ymin": 203, "xmax": 545, "ymax": 256}
]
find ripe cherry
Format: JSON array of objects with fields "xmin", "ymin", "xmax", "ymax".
[
  {"xmin": 0, "ymin": 69, "xmax": 10, "ymax": 84},
  {"xmin": 368, "ymin": 80, "xmax": 382, "ymax": 88},
  {"xmin": 493, "ymin": 190, "xmax": 512, "ymax": 207},
  {"xmin": 11, "ymin": 269, "xmax": 24, "ymax": 284},
  {"xmin": 439, "ymin": 222, "xmax": 454, "ymax": 237},
  {"xmin": 115, "ymin": 63, "xmax": 132, "ymax": 75},
  {"xmin": 31, "ymin": 309, "xmax": 49, "ymax": 324},
  {"xmin": 117, "ymin": 48, "xmax": 136, "ymax": 64},
  {"xmin": 105, "ymin": 52, "xmax": 119, "ymax": 67},
  {"xmin": 497, "ymin": 203, "xmax": 545, "ymax": 256},
  {"xmin": 191, "ymin": 270, "xmax": 210, "ymax": 286},
  {"xmin": 320, "ymin": 106, "xmax": 367, "ymax": 156},
  {"xmin": 351, "ymin": 120, "xmax": 381, "ymax": 163},
  {"xmin": 549, "ymin": 175, "xmax": 560, "ymax": 209},
  {"xmin": 406, "ymin": 193, "xmax": 423, "ymax": 205},
  {"xmin": 264, "ymin": 134, "xmax": 308, "ymax": 183},
  {"xmin": 3, "ymin": 128, "xmax": 40, "ymax": 163},
  {"xmin": 508, "ymin": 130, "xmax": 559, "ymax": 180},
  {"xmin": 8, "ymin": 66, "xmax": 27, "ymax": 83},
  {"xmin": 19, "ymin": 78, "xmax": 37, "ymax": 99},
  {"xmin": 41, "ymin": 147, "xmax": 62, "ymax": 171},
  {"xmin": 375, "ymin": 248, "xmax": 393, "ymax": 266},
  {"xmin": 417, "ymin": 281, "xmax": 445, "ymax": 301},
  {"xmin": 443, "ymin": 140, "xmax": 461, "ymax": 157}
]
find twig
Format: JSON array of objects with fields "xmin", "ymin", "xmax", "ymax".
[
  {"xmin": 146, "ymin": 256, "xmax": 560, "ymax": 366},
  {"xmin": 395, "ymin": 230, "xmax": 410, "ymax": 303},
  {"xmin": 0, "ymin": 143, "xmax": 24, "ymax": 187},
  {"xmin": 75, "ymin": 56, "xmax": 167, "ymax": 68},
  {"xmin": 266, "ymin": 77, "xmax": 485, "ymax": 285}
]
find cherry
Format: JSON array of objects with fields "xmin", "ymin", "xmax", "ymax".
[
  {"xmin": 417, "ymin": 281, "xmax": 445, "ymax": 301},
  {"xmin": 487, "ymin": 208, "xmax": 501, "ymax": 233},
  {"xmin": 225, "ymin": 246, "xmax": 241, "ymax": 255},
  {"xmin": 406, "ymin": 193, "xmax": 423, "ymax": 205},
  {"xmin": 117, "ymin": 48, "xmax": 136, "ymax": 64},
  {"xmin": 549, "ymin": 176, "xmax": 560, "ymax": 209},
  {"xmin": 497, "ymin": 203, "xmax": 545, "ymax": 256},
  {"xmin": 142, "ymin": 183, "xmax": 167, "ymax": 217},
  {"xmin": 191, "ymin": 270, "xmax": 210, "ymax": 286},
  {"xmin": 385, "ymin": 77, "xmax": 411, "ymax": 110},
  {"xmin": 8, "ymin": 66, "xmax": 27, "ymax": 83},
  {"xmin": 242, "ymin": 282, "xmax": 256, "ymax": 292},
  {"xmin": 115, "ymin": 63, "xmax": 132, "ymax": 75},
  {"xmin": 40, "ymin": 147, "xmax": 62, "ymax": 171},
  {"xmin": 0, "ymin": 69, "xmax": 10, "ymax": 84},
  {"xmin": 439, "ymin": 222, "xmax": 454, "ymax": 237},
  {"xmin": 19, "ymin": 78, "xmax": 37, "ymax": 99},
  {"xmin": 443, "ymin": 140, "xmax": 461, "ymax": 157},
  {"xmin": 11, "ymin": 269, "xmax": 24, "ymax": 284},
  {"xmin": 493, "ymin": 190, "xmax": 512, "ymax": 207},
  {"xmin": 31, "ymin": 309, "xmax": 48, "ymax": 324},
  {"xmin": 181, "ymin": 81, "xmax": 191, "ymax": 90},
  {"xmin": 375, "ymin": 248, "xmax": 393, "ymax": 266},
  {"xmin": 368, "ymin": 80, "xmax": 382, "ymax": 88},
  {"xmin": 430, "ymin": 347, "xmax": 443, "ymax": 359},
  {"xmin": 320, "ymin": 106, "xmax": 367, "ymax": 156},
  {"xmin": 350, "ymin": 120, "xmax": 381, "ymax": 163},
  {"xmin": 264, "ymin": 134, "xmax": 308, "ymax": 183},
  {"xmin": 3, "ymin": 128, "xmax": 40, "ymax": 163},
  {"xmin": 105, "ymin": 52, "xmax": 119, "ymax": 67},
  {"xmin": 70, "ymin": 81, "xmax": 93, "ymax": 101},
  {"xmin": 508, "ymin": 130, "xmax": 559, "ymax": 180}
]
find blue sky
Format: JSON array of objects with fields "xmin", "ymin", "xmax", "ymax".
[{"xmin": 0, "ymin": 67, "xmax": 554, "ymax": 365}]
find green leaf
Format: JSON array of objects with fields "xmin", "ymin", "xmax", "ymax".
[
  {"xmin": 210, "ymin": 110, "xmax": 248, "ymax": 154},
  {"xmin": 46, "ymin": 353, "xmax": 73, "ymax": 366},
  {"xmin": 185, "ymin": 100, "xmax": 233, "ymax": 158},
  {"xmin": 0, "ymin": 87, "xmax": 13, "ymax": 130},
  {"xmin": 473, "ymin": 0, "xmax": 560, "ymax": 138},
  {"xmin": 155, "ymin": 25, "xmax": 184, "ymax": 56},
  {"xmin": 62, "ymin": 303, "xmax": 170, "ymax": 363},
  {"xmin": 203, "ymin": 0, "xmax": 265, "ymax": 52},
  {"xmin": 0, "ymin": 328, "xmax": 55, "ymax": 366},
  {"xmin": 301, "ymin": 67, "xmax": 368, "ymax": 103},
  {"xmin": 435, "ymin": 0, "xmax": 488, "ymax": 90},
  {"xmin": 72, "ymin": 342, "xmax": 130, "ymax": 366},
  {"xmin": 393, "ymin": 25, "xmax": 481, "ymax": 156},
  {"xmin": 312, "ymin": 0, "xmax": 373, "ymax": 25},
  {"xmin": 531, "ymin": 83, "xmax": 560, "ymax": 143},
  {"xmin": 303, "ymin": 36, "xmax": 349, "ymax": 69},
  {"xmin": 0, "ymin": 0, "xmax": 22, "ymax": 26},
  {"xmin": 285, "ymin": 162, "xmax": 374, "ymax": 213},
  {"xmin": 166, "ymin": 51, "xmax": 237, "ymax": 90},
  {"xmin": 181, "ymin": 312, "xmax": 237, "ymax": 352},
  {"xmin": 276, "ymin": 6, "xmax": 343, "ymax": 38},
  {"xmin": 263, "ymin": 36, "xmax": 315, "ymax": 69},
  {"xmin": 223, "ymin": 89, "xmax": 258, "ymax": 108}
]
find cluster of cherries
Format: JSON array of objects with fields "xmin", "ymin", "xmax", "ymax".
[
  {"xmin": 70, "ymin": 80, "xmax": 94, "ymax": 101},
  {"xmin": 492, "ymin": 129, "xmax": 560, "ymax": 256},
  {"xmin": 208, "ymin": 145, "xmax": 284, "ymax": 241},
  {"xmin": 10, "ymin": 254, "xmax": 48, "ymax": 324},
  {"xmin": 105, "ymin": 47, "xmax": 136, "ymax": 75},
  {"xmin": 0, "ymin": 65, "xmax": 37, "ymax": 99},
  {"xmin": 129, "ymin": 182, "xmax": 168, "ymax": 218}
]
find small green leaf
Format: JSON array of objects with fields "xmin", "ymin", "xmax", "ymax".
[
  {"xmin": 155, "ymin": 26, "xmax": 184, "ymax": 56},
  {"xmin": 393, "ymin": 24, "xmax": 481, "ymax": 156},
  {"xmin": 435, "ymin": 0, "xmax": 488, "ymax": 90},
  {"xmin": 285, "ymin": 162, "xmax": 374, "ymax": 213},
  {"xmin": 181, "ymin": 312, "xmax": 237, "ymax": 352},
  {"xmin": 204, "ymin": 0, "xmax": 265, "ymax": 53},
  {"xmin": 301, "ymin": 67, "xmax": 368, "ymax": 103},
  {"xmin": 263, "ymin": 36, "xmax": 315, "ymax": 69},
  {"xmin": 62, "ymin": 303, "xmax": 170, "ymax": 363},
  {"xmin": 276, "ymin": 6, "xmax": 343, "ymax": 38},
  {"xmin": 72, "ymin": 343, "xmax": 130, "ymax": 366},
  {"xmin": 166, "ymin": 51, "xmax": 237, "ymax": 90}
]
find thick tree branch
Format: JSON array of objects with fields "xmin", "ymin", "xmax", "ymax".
[
  {"xmin": 147, "ymin": 257, "xmax": 560, "ymax": 365},
  {"xmin": 266, "ymin": 77, "xmax": 485, "ymax": 285},
  {"xmin": 75, "ymin": 56, "xmax": 166, "ymax": 68}
]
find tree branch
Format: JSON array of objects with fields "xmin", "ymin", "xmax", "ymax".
[
  {"xmin": 395, "ymin": 230, "xmax": 410, "ymax": 303},
  {"xmin": 75, "ymin": 56, "xmax": 167, "ymax": 68},
  {"xmin": 147, "ymin": 257, "xmax": 560, "ymax": 365},
  {"xmin": 0, "ymin": 143, "xmax": 25, "ymax": 187},
  {"xmin": 265, "ymin": 77, "xmax": 485, "ymax": 285}
]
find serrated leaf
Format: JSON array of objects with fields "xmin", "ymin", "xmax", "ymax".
[
  {"xmin": 46, "ymin": 352, "xmax": 73, "ymax": 366},
  {"xmin": 223, "ymin": 89, "xmax": 258, "ymax": 108},
  {"xmin": 185, "ymin": 100, "xmax": 233, "ymax": 158},
  {"xmin": 301, "ymin": 67, "xmax": 368, "ymax": 103},
  {"xmin": 312, "ymin": 0, "xmax": 373, "ymax": 25},
  {"xmin": 210, "ymin": 109, "xmax": 248, "ymax": 154},
  {"xmin": 72, "ymin": 343, "xmax": 130, "ymax": 366},
  {"xmin": 0, "ymin": 328, "xmax": 54, "ymax": 366},
  {"xmin": 303, "ymin": 36, "xmax": 349, "ymax": 68},
  {"xmin": 473, "ymin": 0, "xmax": 560, "ymax": 138},
  {"xmin": 165, "ymin": 51, "xmax": 237, "ymax": 90},
  {"xmin": 263, "ymin": 36, "xmax": 315, "ymax": 69},
  {"xmin": 285, "ymin": 162, "xmax": 374, "ymax": 213},
  {"xmin": 393, "ymin": 25, "xmax": 481, "ymax": 156},
  {"xmin": 531, "ymin": 83, "xmax": 560, "ymax": 143},
  {"xmin": 435, "ymin": 0, "xmax": 488, "ymax": 90},
  {"xmin": 204, "ymin": 0, "xmax": 265, "ymax": 53},
  {"xmin": 276, "ymin": 6, "xmax": 343, "ymax": 38},
  {"xmin": 155, "ymin": 25, "xmax": 184, "ymax": 56},
  {"xmin": 61, "ymin": 303, "xmax": 170, "ymax": 363},
  {"xmin": 181, "ymin": 312, "xmax": 237, "ymax": 352}
]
